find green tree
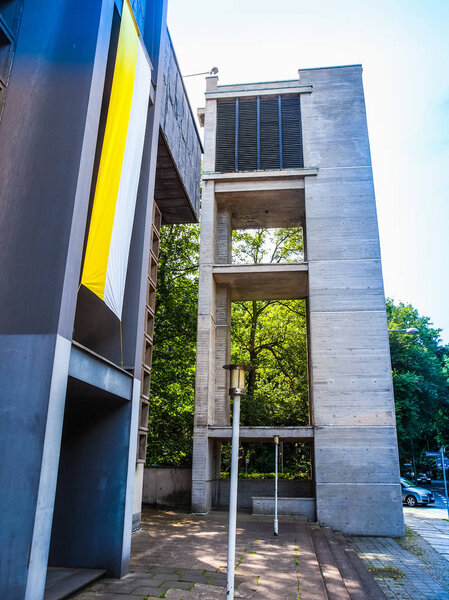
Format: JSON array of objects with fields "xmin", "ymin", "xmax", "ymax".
[
  {"xmin": 387, "ymin": 299, "xmax": 449, "ymax": 471},
  {"xmin": 146, "ymin": 224, "xmax": 199, "ymax": 467},
  {"xmin": 231, "ymin": 227, "xmax": 309, "ymax": 427}
]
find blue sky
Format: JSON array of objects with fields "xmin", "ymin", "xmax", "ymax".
[{"xmin": 167, "ymin": 0, "xmax": 449, "ymax": 342}]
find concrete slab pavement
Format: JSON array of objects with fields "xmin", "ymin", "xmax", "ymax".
[
  {"xmin": 404, "ymin": 490, "xmax": 449, "ymax": 563},
  {"xmin": 72, "ymin": 506, "xmax": 449, "ymax": 600}
]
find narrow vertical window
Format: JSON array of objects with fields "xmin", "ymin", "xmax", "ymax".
[{"xmin": 216, "ymin": 100, "xmax": 236, "ymax": 172}]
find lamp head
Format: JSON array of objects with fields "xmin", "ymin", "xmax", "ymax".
[{"xmin": 223, "ymin": 364, "xmax": 251, "ymax": 396}]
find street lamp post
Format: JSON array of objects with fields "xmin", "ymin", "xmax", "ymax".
[
  {"xmin": 440, "ymin": 447, "xmax": 449, "ymax": 520},
  {"xmin": 223, "ymin": 364, "xmax": 250, "ymax": 600},
  {"xmin": 274, "ymin": 435, "xmax": 280, "ymax": 536}
]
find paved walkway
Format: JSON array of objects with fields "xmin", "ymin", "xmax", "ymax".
[
  {"xmin": 75, "ymin": 508, "xmax": 304, "ymax": 600},
  {"xmin": 350, "ymin": 535, "xmax": 449, "ymax": 600},
  {"xmin": 404, "ymin": 493, "xmax": 449, "ymax": 563},
  {"xmin": 72, "ymin": 507, "xmax": 449, "ymax": 600}
]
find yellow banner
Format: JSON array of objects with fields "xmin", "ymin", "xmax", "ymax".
[{"xmin": 81, "ymin": 1, "xmax": 139, "ymax": 301}]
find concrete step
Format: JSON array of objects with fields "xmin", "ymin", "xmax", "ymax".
[
  {"xmin": 334, "ymin": 533, "xmax": 387, "ymax": 600},
  {"xmin": 321, "ymin": 529, "xmax": 367, "ymax": 600},
  {"xmin": 294, "ymin": 521, "xmax": 328, "ymax": 600},
  {"xmin": 310, "ymin": 526, "xmax": 351, "ymax": 600}
]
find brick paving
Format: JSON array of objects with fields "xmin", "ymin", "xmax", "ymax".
[
  {"xmin": 350, "ymin": 535, "xmax": 449, "ymax": 600},
  {"xmin": 404, "ymin": 501, "xmax": 449, "ymax": 563},
  {"xmin": 74, "ymin": 508, "xmax": 301, "ymax": 599},
  {"xmin": 73, "ymin": 506, "xmax": 449, "ymax": 600}
]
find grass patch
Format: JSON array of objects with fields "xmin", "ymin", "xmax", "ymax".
[
  {"xmin": 369, "ymin": 566, "xmax": 405, "ymax": 580},
  {"xmin": 395, "ymin": 525, "xmax": 425, "ymax": 557},
  {"xmin": 235, "ymin": 554, "xmax": 244, "ymax": 569}
]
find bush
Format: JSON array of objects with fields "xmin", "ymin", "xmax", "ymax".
[{"xmin": 220, "ymin": 471, "xmax": 310, "ymax": 480}]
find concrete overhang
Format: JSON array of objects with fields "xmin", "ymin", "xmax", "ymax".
[
  {"xmin": 202, "ymin": 168, "xmax": 318, "ymax": 181},
  {"xmin": 208, "ymin": 426, "xmax": 314, "ymax": 442},
  {"xmin": 204, "ymin": 169, "xmax": 317, "ymax": 229},
  {"xmin": 205, "ymin": 84, "xmax": 313, "ymax": 100},
  {"xmin": 155, "ymin": 132, "xmax": 198, "ymax": 224},
  {"xmin": 213, "ymin": 263, "xmax": 308, "ymax": 301},
  {"xmin": 157, "ymin": 31, "xmax": 202, "ymax": 224},
  {"xmin": 68, "ymin": 342, "xmax": 133, "ymax": 401}
]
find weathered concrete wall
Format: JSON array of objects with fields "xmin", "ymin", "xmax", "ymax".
[
  {"xmin": 217, "ymin": 479, "xmax": 314, "ymax": 509},
  {"xmin": 159, "ymin": 32, "xmax": 202, "ymax": 217},
  {"xmin": 143, "ymin": 468, "xmax": 192, "ymax": 507},
  {"xmin": 300, "ymin": 65, "xmax": 404, "ymax": 536},
  {"xmin": 252, "ymin": 497, "xmax": 316, "ymax": 520}
]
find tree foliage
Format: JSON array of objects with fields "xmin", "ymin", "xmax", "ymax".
[
  {"xmin": 145, "ymin": 224, "xmax": 199, "ymax": 467},
  {"xmin": 231, "ymin": 228, "xmax": 309, "ymax": 427},
  {"xmin": 146, "ymin": 221, "xmax": 449, "ymax": 477},
  {"xmin": 387, "ymin": 299, "xmax": 449, "ymax": 471}
]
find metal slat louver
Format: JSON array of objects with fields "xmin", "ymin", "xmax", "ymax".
[
  {"xmin": 281, "ymin": 96, "xmax": 304, "ymax": 168},
  {"xmin": 260, "ymin": 97, "xmax": 280, "ymax": 170},
  {"xmin": 215, "ymin": 94, "xmax": 304, "ymax": 172},
  {"xmin": 238, "ymin": 98, "xmax": 257, "ymax": 171},
  {"xmin": 215, "ymin": 100, "xmax": 236, "ymax": 172}
]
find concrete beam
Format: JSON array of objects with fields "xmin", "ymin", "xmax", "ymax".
[
  {"xmin": 69, "ymin": 343, "xmax": 133, "ymax": 401},
  {"xmin": 202, "ymin": 168, "xmax": 318, "ymax": 181},
  {"xmin": 213, "ymin": 263, "xmax": 308, "ymax": 301},
  {"xmin": 208, "ymin": 426, "xmax": 314, "ymax": 441},
  {"xmin": 205, "ymin": 85, "xmax": 313, "ymax": 99}
]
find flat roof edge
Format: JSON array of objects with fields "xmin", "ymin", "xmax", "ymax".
[
  {"xmin": 299, "ymin": 64, "xmax": 362, "ymax": 71},
  {"xmin": 217, "ymin": 78, "xmax": 299, "ymax": 89}
]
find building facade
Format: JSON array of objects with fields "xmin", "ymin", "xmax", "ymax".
[
  {"xmin": 192, "ymin": 67, "xmax": 404, "ymax": 537},
  {"xmin": 0, "ymin": 1, "xmax": 201, "ymax": 599}
]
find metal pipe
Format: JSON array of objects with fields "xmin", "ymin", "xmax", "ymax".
[
  {"xmin": 274, "ymin": 435, "xmax": 279, "ymax": 536},
  {"xmin": 226, "ymin": 395, "xmax": 241, "ymax": 599}
]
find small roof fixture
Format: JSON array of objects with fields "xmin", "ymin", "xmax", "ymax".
[{"xmin": 184, "ymin": 67, "xmax": 219, "ymax": 78}]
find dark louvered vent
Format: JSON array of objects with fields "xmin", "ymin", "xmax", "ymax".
[
  {"xmin": 281, "ymin": 96, "xmax": 303, "ymax": 168},
  {"xmin": 215, "ymin": 94, "xmax": 303, "ymax": 172},
  {"xmin": 216, "ymin": 100, "xmax": 236, "ymax": 172},
  {"xmin": 238, "ymin": 99, "xmax": 257, "ymax": 171},
  {"xmin": 260, "ymin": 97, "xmax": 280, "ymax": 170}
]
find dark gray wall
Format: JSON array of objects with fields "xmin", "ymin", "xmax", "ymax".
[
  {"xmin": 0, "ymin": 1, "xmax": 113, "ymax": 596},
  {"xmin": 159, "ymin": 31, "xmax": 202, "ymax": 217},
  {"xmin": 49, "ymin": 389, "xmax": 132, "ymax": 576},
  {"xmin": 0, "ymin": 0, "xmax": 107, "ymax": 338}
]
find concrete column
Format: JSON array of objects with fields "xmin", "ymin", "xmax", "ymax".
[
  {"xmin": 300, "ymin": 65, "xmax": 404, "ymax": 536},
  {"xmin": 192, "ymin": 178, "xmax": 218, "ymax": 512}
]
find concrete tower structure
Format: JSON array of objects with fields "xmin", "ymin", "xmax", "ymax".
[
  {"xmin": 192, "ymin": 67, "xmax": 404, "ymax": 536},
  {"xmin": 0, "ymin": 1, "xmax": 201, "ymax": 599}
]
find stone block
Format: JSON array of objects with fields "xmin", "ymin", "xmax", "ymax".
[
  {"xmin": 308, "ymin": 259, "xmax": 386, "ymax": 313},
  {"xmin": 300, "ymin": 65, "xmax": 371, "ymax": 169},
  {"xmin": 252, "ymin": 496, "xmax": 316, "ymax": 520},
  {"xmin": 314, "ymin": 426, "xmax": 401, "ymax": 483},
  {"xmin": 316, "ymin": 482, "xmax": 404, "ymax": 536}
]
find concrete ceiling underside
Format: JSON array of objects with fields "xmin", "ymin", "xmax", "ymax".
[
  {"xmin": 208, "ymin": 426, "xmax": 314, "ymax": 442},
  {"xmin": 217, "ymin": 188, "xmax": 305, "ymax": 230},
  {"xmin": 154, "ymin": 132, "xmax": 197, "ymax": 225},
  {"xmin": 213, "ymin": 263, "xmax": 308, "ymax": 301}
]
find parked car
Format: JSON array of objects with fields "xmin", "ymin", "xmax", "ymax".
[
  {"xmin": 417, "ymin": 473, "xmax": 431, "ymax": 486},
  {"xmin": 401, "ymin": 478, "xmax": 435, "ymax": 507}
]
